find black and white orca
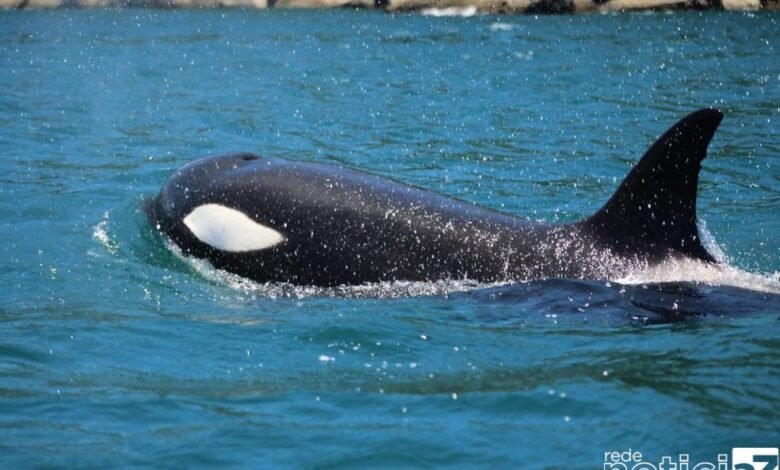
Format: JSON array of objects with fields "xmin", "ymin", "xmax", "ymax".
[{"xmin": 147, "ymin": 109, "xmax": 723, "ymax": 287}]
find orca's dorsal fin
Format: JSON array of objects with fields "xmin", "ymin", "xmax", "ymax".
[{"xmin": 585, "ymin": 109, "xmax": 723, "ymax": 263}]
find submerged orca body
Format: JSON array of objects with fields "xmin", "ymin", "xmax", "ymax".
[{"xmin": 147, "ymin": 109, "xmax": 723, "ymax": 287}]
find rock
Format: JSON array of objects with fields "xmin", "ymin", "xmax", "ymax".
[
  {"xmin": 2, "ymin": 0, "xmax": 776, "ymax": 14},
  {"xmin": 598, "ymin": 0, "xmax": 685, "ymax": 10},
  {"xmin": 3, "ymin": 0, "xmax": 62, "ymax": 8},
  {"xmin": 721, "ymin": 0, "xmax": 760, "ymax": 8},
  {"xmin": 388, "ymin": 0, "xmax": 529, "ymax": 12},
  {"xmin": 274, "ymin": 0, "xmax": 373, "ymax": 8}
]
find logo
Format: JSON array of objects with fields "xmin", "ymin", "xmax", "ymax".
[
  {"xmin": 602, "ymin": 448, "xmax": 778, "ymax": 470},
  {"xmin": 732, "ymin": 448, "xmax": 779, "ymax": 470}
]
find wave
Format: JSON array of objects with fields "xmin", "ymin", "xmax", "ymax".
[{"xmin": 91, "ymin": 211, "xmax": 119, "ymax": 255}]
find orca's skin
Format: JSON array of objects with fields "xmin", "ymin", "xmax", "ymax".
[{"xmin": 147, "ymin": 109, "xmax": 723, "ymax": 287}]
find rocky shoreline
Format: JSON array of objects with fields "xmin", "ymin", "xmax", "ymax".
[{"xmin": 3, "ymin": 0, "xmax": 777, "ymax": 15}]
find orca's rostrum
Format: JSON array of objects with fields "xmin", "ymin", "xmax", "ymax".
[{"xmin": 147, "ymin": 109, "xmax": 723, "ymax": 287}]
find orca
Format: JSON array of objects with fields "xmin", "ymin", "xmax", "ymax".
[{"xmin": 146, "ymin": 109, "xmax": 723, "ymax": 287}]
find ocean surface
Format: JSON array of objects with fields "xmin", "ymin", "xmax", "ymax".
[{"xmin": 1, "ymin": 9, "xmax": 779, "ymax": 468}]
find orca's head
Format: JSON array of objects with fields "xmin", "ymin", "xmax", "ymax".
[{"xmin": 146, "ymin": 153, "xmax": 287, "ymax": 256}]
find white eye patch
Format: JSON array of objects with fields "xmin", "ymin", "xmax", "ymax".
[{"xmin": 183, "ymin": 204, "xmax": 285, "ymax": 252}]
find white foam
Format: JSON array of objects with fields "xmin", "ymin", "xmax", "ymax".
[
  {"xmin": 616, "ymin": 259, "xmax": 780, "ymax": 295},
  {"xmin": 165, "ymin": 239, "xmax": 507, "ymax": 299},
  {"xmin": 92, "ymin": 211, "xmax": 118, "ymax": 255},
  {"xmin": 164, "ymin": 220, "xmax": 779, "ymax": 298},
  {"xmin": 421, "ymin": 6, "xmax": 477, "ymax": 16},
  {"xmin": 695, "ymin": 220, "xmax": 726, "ymax": 263},
  {"xmin": 614, "ymin": 221, "xmax": 780, "ymax": 294},
  {"xmin": 172, "ymin": 235, "xmax": 780, "ymax": 298}
]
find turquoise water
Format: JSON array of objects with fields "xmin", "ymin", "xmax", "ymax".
[{"xmin": 1, "ymin": 9, "xmax": 779, "ymax": 468}]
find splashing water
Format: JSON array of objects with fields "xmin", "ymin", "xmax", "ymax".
[
  {"xmin": 92, "ymin": 211, "xmax": 119, "ymax": 255},
  {"xmin": 617, "ymin": 222, "xmax": 780, "ymax": 295},
  {"xmin": 159, "ymin": 231, "xmax": 780, "ymax": 298},
  {"xmin": 617, "ymin": 259, "xmax": 780, "ymax": 295},
  {"xmin": 165, "ymin": 239, "xmax": 511, "ymax": 299},
  {"xmin": 615, "ymin": 221, "xmax": 780, "ymax": 294}
]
